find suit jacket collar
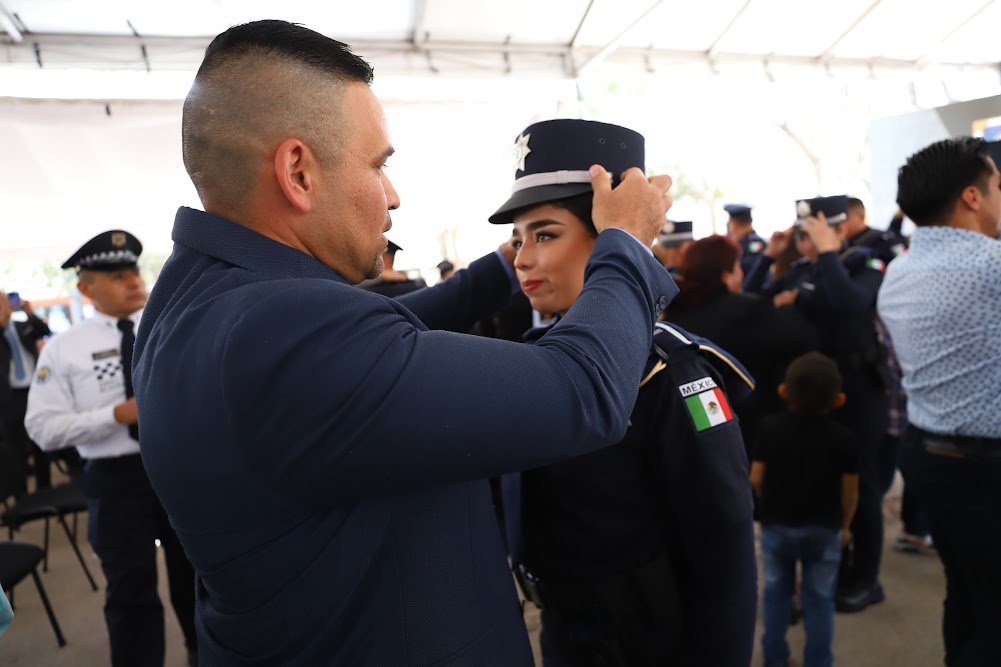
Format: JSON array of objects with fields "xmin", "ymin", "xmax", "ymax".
[{"xmin": 171, "ymin": 206, "xmax": 352, "ymax": 285}]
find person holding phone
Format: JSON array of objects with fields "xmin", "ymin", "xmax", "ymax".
[
  {"xmin": 744, "ymin": 198, "xmax": 891, "ymax": 614},
  {"xmin": 0, "ymin": 289, "xmax": 51, "ymax": 491}
]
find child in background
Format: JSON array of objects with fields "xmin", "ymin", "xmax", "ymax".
[{"xmin": 751, "ymin": 352, "xmax": 859, "ymax": 667}]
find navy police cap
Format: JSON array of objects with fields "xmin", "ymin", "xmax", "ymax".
[
  {"xmin": 61, "ymin": 230, "xmax": 142, "ymax": 271},
  {"xmin": 723, "ymin": 203, "xmax": 753, "ymax": 220},
  {"xmin": 658, "ymin": 220, "xmax": 693, "ymax": 247},
  {"xmin": 489, "ymin": 119, "xmax": 645, "ymax": 224},
  {"xmin": 795, "ymin": 195, "xmax": 850, "ymax": 225},
  {"xmin": 385, "ymin": 239, "xmax": 403, "ymax": 255}
]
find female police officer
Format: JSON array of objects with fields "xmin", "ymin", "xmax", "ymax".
[{"xmin": 490, "ymin": 119, "xmax": 757, "ymax": 667}]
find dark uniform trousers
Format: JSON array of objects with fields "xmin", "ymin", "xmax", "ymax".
[
  {"xmin": 902, "ymin": 426, "xmax": 1001, "ymax": 667},
  {"xmin": 83, "ymin": 454, "xmax": 197, "ymax": 666},
  {"xmin": 834, "ymin": 366, "xmax": 888, "ymax": 591}
]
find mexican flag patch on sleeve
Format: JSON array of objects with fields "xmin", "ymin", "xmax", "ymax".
[{"xmin": 679, "ymin": 377, "xmax": 734, "ymax": 431}]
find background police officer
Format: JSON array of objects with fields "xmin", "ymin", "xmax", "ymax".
[
  {"xmin": 725, "ymin": 203, "xmax": 766, "ymax": 274},
  {"xmin": 25, "ymin": 231, "xmax": 197, "ymax": 667}
]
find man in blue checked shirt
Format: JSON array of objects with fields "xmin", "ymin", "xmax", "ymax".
[{"xmin": 878, "ymin": 136, "xmax": 1001, "ymax": 667}]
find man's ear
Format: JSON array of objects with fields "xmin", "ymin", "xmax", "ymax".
[
  {"xmin": 777, "ymin": 383, "xmax": 788, "ymax": 400},
  {"xmin": 832, "ymin": 392, "xmax": 847, "ymax": 409},
  {"xmin": 274, "ymin": 138, "xmax": 315, "ymax": 214},
  {"xmin": 960, "ymin": 183, "xmax": 984, "ymax": 212},
  {"xmin": 77, "ymin": 280, "xmax": 93, "ymax": 300}
]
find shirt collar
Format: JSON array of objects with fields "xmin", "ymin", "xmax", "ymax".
[
  {"xmin": 91, "ymin": 309, "xmax": 142, "ymax": 327},
  {"xmin": 171, "ymin": 207, "xmax": 350, "ymax": 284}
]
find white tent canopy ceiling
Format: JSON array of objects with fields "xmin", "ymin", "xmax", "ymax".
[{"xmin": 1, "ymin": 0, "xmax": 1000, "ymax": 83}]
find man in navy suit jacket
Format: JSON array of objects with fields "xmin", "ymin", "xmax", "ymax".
[{"xmin": 134, "ymin": 20, "xmax": 677, "ymax": 666}]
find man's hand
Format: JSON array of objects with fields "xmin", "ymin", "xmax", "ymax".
[
  {"xmin": 841, "ymin": 528, "xmax": 853, "ymax": 549},
  {"xmin": 113, "ymin": 397, "xmax": 139, "ymax": 425},
  {"xmin": 801, "ymin": 214, "xmax": 843, "ymax": 254},
  {"xmin": 21, "ymin": 300, "xmax": 35, "ymax": 319},
  {"xmin": 773, "ymin": 289, "xmax": 798, "ymax": 308},
  {"xmin": 765, "ymin": 229, "xmax": 792, "ymax": 259},
  {"xmin": 590, "ymin": 165, "xmax": 673, "ymax": 247}
]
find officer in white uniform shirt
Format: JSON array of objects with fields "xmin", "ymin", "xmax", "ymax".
[{"xmin": 25, "ymin": 230, "xmax": 198, "ymax": 667}]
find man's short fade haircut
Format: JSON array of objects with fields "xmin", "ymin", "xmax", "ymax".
[
  {"xmin": 182, "ymin": 20, "xmax": 374, "ymax": 211},
  {"xmin": 195, "ymin": 20, "xmax": 373, "ymax": 86},
  {"xmin": 847, "ymin": 197, "xmax": 864, "ymax": 212},
  {"xmin": 783, "ymin": 352, "xmax": 842, "ymax": 415},
  {"xmin": 897, "ymin": 137, "xmax": 994, "ymax": 227}
]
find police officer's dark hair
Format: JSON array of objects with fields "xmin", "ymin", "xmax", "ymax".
[
  {"xmin": 897, "ymin": 137, "xmax": 993, "ymax": 227},
  {"xmin": 783, "ymin": 352, "xmax": 842, "ymax": 415},
  {"xmin": 847, "ymin": 197, "xmax": 864, "ymax": 212},
  {"xmin": 550, "ymin": 192, "xmax": 597, "ymax": 238}
]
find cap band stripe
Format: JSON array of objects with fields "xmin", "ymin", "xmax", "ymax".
[
  {"xmin": 511, "ymin": 169, "xmax": 591, "ymax": 194},
  {"xmin": 658, "ymin": 233, "xmax": 694, "ymax": 243}
]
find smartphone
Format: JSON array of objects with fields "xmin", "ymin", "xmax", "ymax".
[
  {"xmin": 794, "ymin": 195, "xmax": 850, "ymax": 225},
  {"xmin": 6, "ymin": 292, "xmax": 20, "ymax": 310}
]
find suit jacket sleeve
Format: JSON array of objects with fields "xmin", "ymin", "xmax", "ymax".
[
  {"xmin": 220, "ymin": 231, "xmax": 678, "ymax": 505},
  {"xmin": 17, "ymin": 315, "xmax": 51, "ymax": 361},
  {"xmin": 395, "ymin": 252, "xmax": 512, "ymax": 332}
]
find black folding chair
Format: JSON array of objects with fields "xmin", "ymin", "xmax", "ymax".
[
  {"xmin": 0, "ymin": 540, "xmax": 66, "ymax": 647},
  {"xmin": 0, "ymin": 440, "xmax": 97, "ymax": 591}
]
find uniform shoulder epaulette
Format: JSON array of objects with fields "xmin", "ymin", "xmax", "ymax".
[{"xmin": 644, "ymin": 323, "xmax": 755, "ymax": 402}]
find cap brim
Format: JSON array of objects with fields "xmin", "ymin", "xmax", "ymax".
[{"xmin": 488, "ymin": 183, "xmax": 594, "ymax": 224}]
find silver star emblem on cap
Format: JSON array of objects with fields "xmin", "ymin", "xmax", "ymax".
[
  {"xmin": 796, "ymin": 200, "xmax": 811, "ymax": 218},
  {"xmin": 513, "ymin": 133, "xmax": 532, "ymax": 172}
]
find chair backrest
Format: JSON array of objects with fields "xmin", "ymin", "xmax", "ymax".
[
  {"xmin": 0, "ymin": 541, "xmax": 44, "ymax": 590},
  {"xmin": 0, "ymin": 439, "xmax": 28, "ymax": 503}
]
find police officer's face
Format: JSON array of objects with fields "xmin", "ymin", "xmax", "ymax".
[
  {"xmin": 311, "ymin": 83, "xmax": 400, "ymax": 283},
  {"xmin": 78, "ymin": 268, "xmax": 147, "ymax": 319},
  {"xmin": 511, "ymin": 204, "xmax": 597, "ymax": 316}
]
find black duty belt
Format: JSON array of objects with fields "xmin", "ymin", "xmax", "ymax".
[{"xmin": 913, "ymin": 426, "xmax": 1001, "ymax": 459}]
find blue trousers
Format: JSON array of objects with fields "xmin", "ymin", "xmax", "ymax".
[
  {"xmin": 761, "ymin": 524, "xmax": 842, "ymax": 667},
  {"xmin": 903, "ymin": 426, "xmax": 1001, "ymax": 666},
  {"xmin": 84, "ymin": 455, "xmax": 197, "ymax": 667}
]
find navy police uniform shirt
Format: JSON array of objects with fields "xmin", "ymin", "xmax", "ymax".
[
  {"xmin": 738, "ymin": 231, "xmax": 767, "ymax": 274},
  {"xmin": 846, "ymin": 226, "xmax": 906, "ymax": 265},
  {"xmin": 514, "ymin": 322, "xmax": 757, "ymax": 667},
  {"xmin": 744, "ymin": 247, "xmax": 884, "ymax": 357}
]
